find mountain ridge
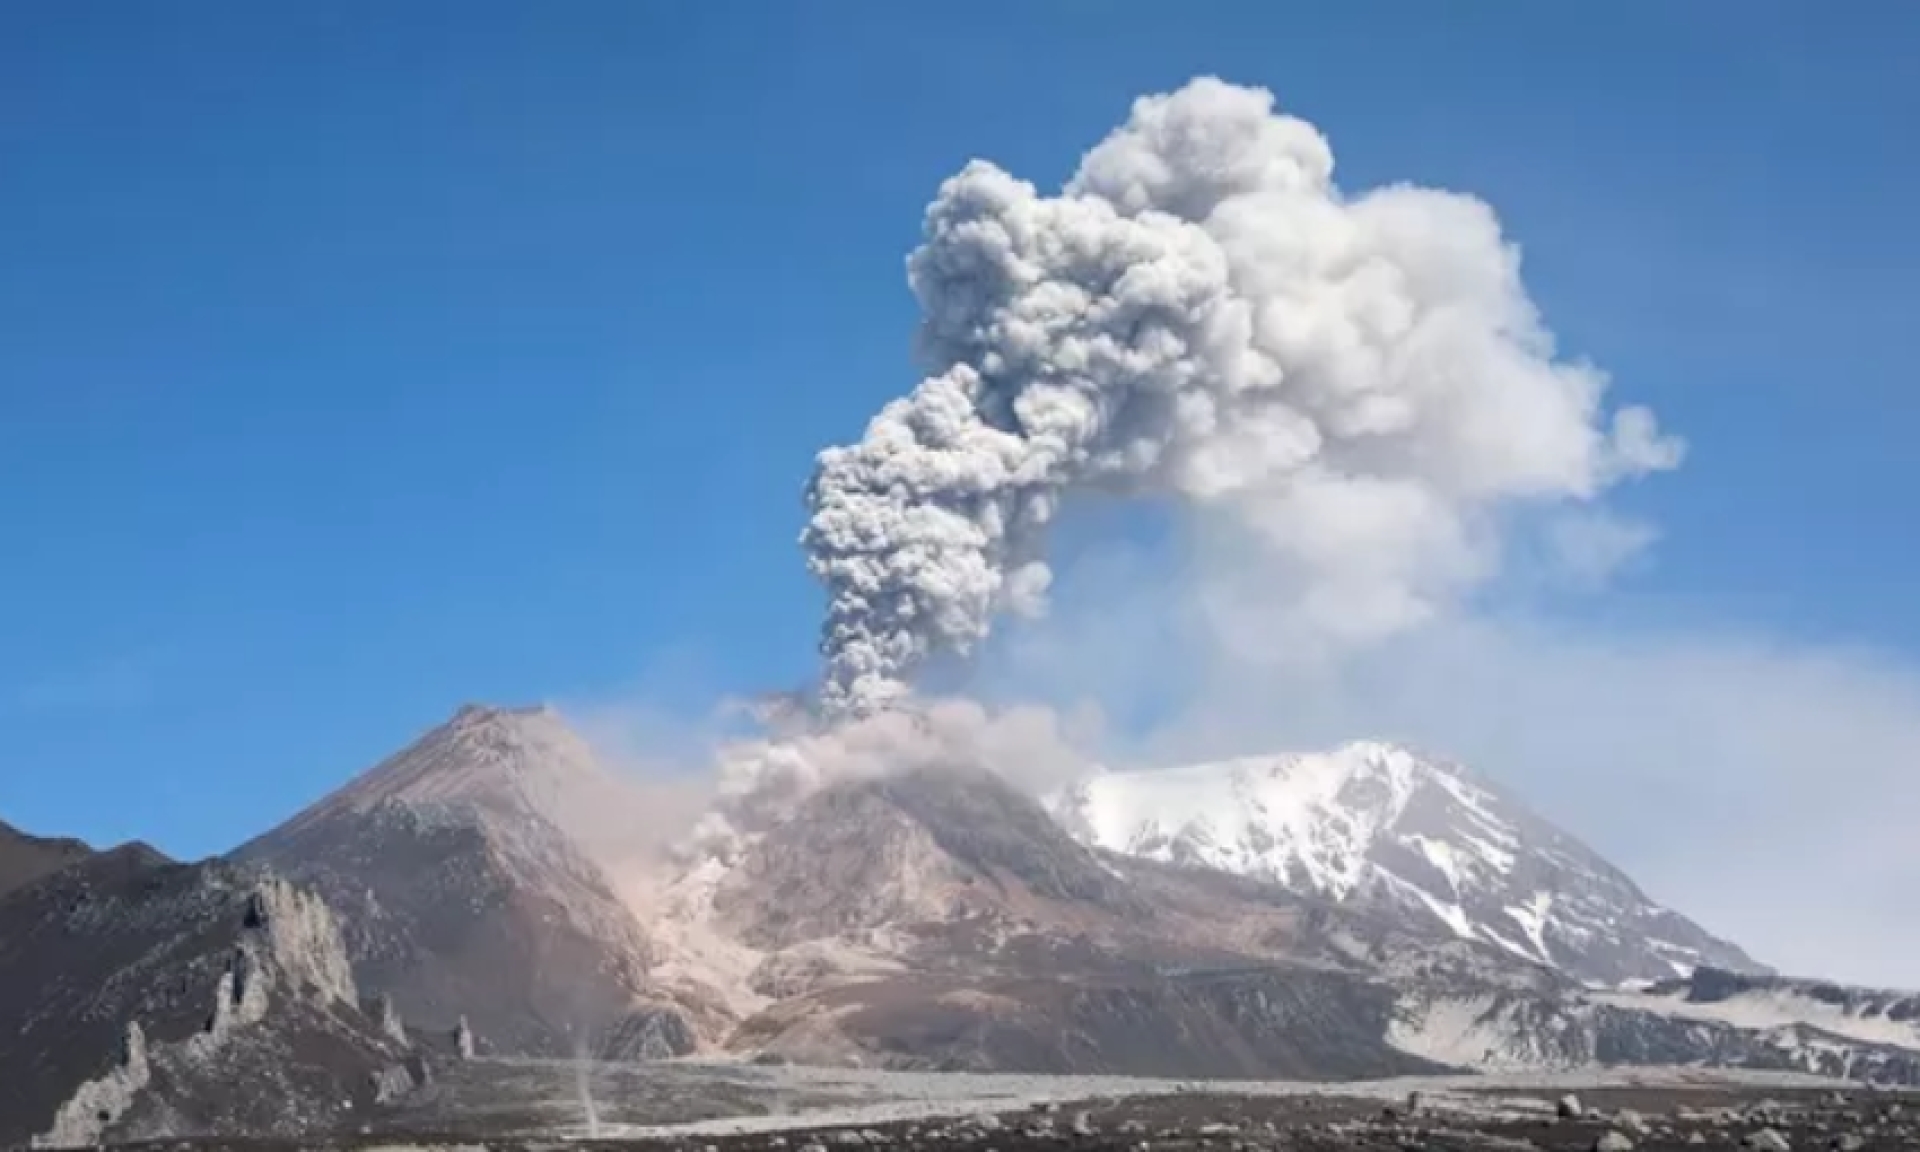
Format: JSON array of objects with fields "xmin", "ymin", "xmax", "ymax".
[
  {"xmin": 0, "ymin": 818, "xmax": 171, "ymax": 900},
  {"xmin": 4, "ymin": 701, "xmax": 1914, "ymax": 1144},
  {"xmin": 1049, "ymin": 740, "xmax": 1761, "ymax": 986}
]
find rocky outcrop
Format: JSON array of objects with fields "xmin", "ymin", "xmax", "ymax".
[
  {"xmin": 595, "ymin": 1005, "xmax": 700, "ymax": 1061},
  {"xmin": 0, "ymin": 852, "xmax": 406, "ymax": 1147},
  {"xmin": 34, "ymin": 1023, "xmax": 150, "ymax": 1149},
  {"xmin": 190, "ymin": 879, "xmax": 359, "ymax": 1046}
]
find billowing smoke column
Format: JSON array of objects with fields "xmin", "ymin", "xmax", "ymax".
[{"xmin": 803, "ymin": 78, "xmax": 1682, "ymax": 718}]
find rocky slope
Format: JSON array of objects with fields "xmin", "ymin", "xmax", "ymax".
[
  {"xmin": 635, "ymin": 733, "xmax": 1917, "ymax": 1084},
  {"xmin": 0, "ymin": 818, "xmax": 107, "ymax": 898},
  {"xmin": 227, "ymin": 705, "xmax": 1906, "ymax": 1085},
  {"xmin": 0, "ymin": 847, "xmax": 410, "ymax": 1146},
  {"xmin": 1581, "ymin": 967, "xmax": 1920, "ymax": 1070},
  {"xmin": 633, "ymin": 753, "xmax": 1909, "ymax": 1084},
  {"xmin": 1049, "ymin": 741, "xmax": 1760, "ymax": 986},
  {"xmin": 693, "ymin": 761, "xmax": 1448, "ymax": 1078},
  {"xmin": 235, "ymin": 705, "xmax": 688, "ymax": 1060},
  {"xmin": 1390, "ymin": 980, "xmax": 1920, "ymax": 1085}
]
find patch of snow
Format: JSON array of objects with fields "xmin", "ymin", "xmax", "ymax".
[
  {"xmin": 1480, "ymin": 927, "xmax": 1544, "ymax": 965},
  {"xmin": 1588, "ymin": 987, "xmax": 1920, "ymax": 1053},
  {"xmin": 1411, "ymin": 888, "xmax": 1477, "ymax": 941},
  {"xmin": 1061, "ymin": 742, "xmax": 1435, "ymax": 901},
  {"xmin": 1461, "ymin": 832, "xmax": 1517, "ymax": 874},
  {"xmin": 1503, "ymin": 893, "xmax": 1554, "ymax": 963},
  {"xmin": 1389, "ymin": 995, "xmax": 1554, "ymax": 1071},
  {"xmin": 1411, "ymin": 835, "xmax": 1466, "ymax": 893}
]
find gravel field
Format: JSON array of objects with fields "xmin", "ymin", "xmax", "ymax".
[{"xmin": 82, "ymin": 1061, "xmax": 1920, "ymax": 1152}]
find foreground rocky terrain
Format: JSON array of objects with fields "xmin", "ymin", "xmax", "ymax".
[{"xmin": 0, "ymin": 848, "xmax": 411, "ymax": 1148}]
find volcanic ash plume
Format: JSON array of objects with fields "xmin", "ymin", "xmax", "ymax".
[
  {"xmin": 803, "ymin": 77, "xmax": 1684, "ymax": 718},
  {"xmin": 681, "ymin": 696, "xmax": 1094, "ymax": 863}
]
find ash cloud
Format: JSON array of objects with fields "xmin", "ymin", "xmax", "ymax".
[
  {"xmin": 599, "ymin": 78, "xmax": 1911, "ymax": 984},
  {"xmin": 803, "ymin": 77, "xmax": 1681, "ymax": 716},
  {"xmin": 681, "ymin": 697, "xmax": 1100, "ymax": 865}
]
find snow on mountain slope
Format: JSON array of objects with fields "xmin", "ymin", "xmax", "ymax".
[
  {"xmin": 1384, "ymin": 986, "xmax": 1920, "ymax": 1083},
  {"xmin": 1049, "ymin": 741, "xmax": 1761, "ymax": 986},
  {"xmin": 1590, "ymin": 967, "xmax": 1920, "ymax": 1052}
]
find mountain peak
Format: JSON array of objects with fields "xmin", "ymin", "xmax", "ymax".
[
  {"xmin": 1050, "ymin": 741, "xmax": 1761, "ymax": 986},
  {"xmin": 267, "ymin": 702, "xmax": 608, "ymax": 841},
  {"xmin": 448, "ymin": 701, "xmax": 558, "ymax": 725},
  {"xmin": 238, "ymin": 702, "xmax": 671, "ymax": 1058},
  {"xmin": 1052, "ymin": 740, "xmax": 1464, "ymax": 900}
]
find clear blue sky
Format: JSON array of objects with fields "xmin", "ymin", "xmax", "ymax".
[{"xmin": 4, "ymin": 2, "xmax": 1915, "ymax": 860}]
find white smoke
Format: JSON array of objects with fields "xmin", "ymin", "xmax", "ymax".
[
  {"xmin": 681, "ymin": 696, "xmax": 1100, "ymax": 864},
  {"xmin": 803, "ymin": 77, "xmax": 1682, "ymax": 716}
]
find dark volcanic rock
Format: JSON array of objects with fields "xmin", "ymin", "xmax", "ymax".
[
  {"xmin": 286, "ymin": 1074, "xmax": 1920, "ymax": 1152},
  {"xmin": 0, "ymin": 846, "xmax": 229, "ymax": 1143},
  {"xmin": 597, "ymin": 1005, "xmax": 701, "ymax": 1061},
  {"xmin": 0, "ymin": 852, "xmax": 403, "ymax": 1146},
  {"xmin": 0, "ymin": 818, "xmax": 102, "ymax": 899}
]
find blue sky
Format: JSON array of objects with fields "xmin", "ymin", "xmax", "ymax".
[{"xmin": 3, "ymin": 2, "xmax": 1916, "ymax": 875}]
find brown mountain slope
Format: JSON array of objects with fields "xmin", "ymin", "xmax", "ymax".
[
  {"xmin": 235, "ymin": 705, "xmax": 689, "ymax": 1059},
  {"xmin": 689, "ymin": 761, "xmax": 1464, "ymax": 1076}
]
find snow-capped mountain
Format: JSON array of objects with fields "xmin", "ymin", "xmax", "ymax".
[{"xmin": 1049, "ymin": 740, "xmax": 1760, "ymax": 986}]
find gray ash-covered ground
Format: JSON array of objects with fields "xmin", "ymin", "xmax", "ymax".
[
  {"xmin": 85, "ymin": 1069, "xmax": 1920, "ymax": 1152},
  {"xmin": 560, "ymin": 1086, "xmax": 1919, "ymax": 1152}
]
